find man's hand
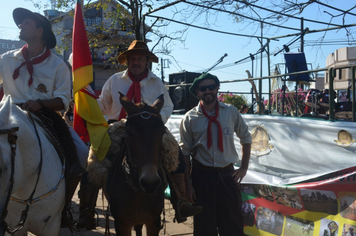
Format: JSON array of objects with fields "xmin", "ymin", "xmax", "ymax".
[
  {"xmin": 22, "ymin": 100, "xmax": 43, "ymax": 112},
  {"xmin": 232, "ymin": 167, "xmax": 248, "ymax": 184}
]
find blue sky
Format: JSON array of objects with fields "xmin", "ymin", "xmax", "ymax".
[{"xmin": 1, "ymin": 1, "xmax": 356, "ymax": 102}]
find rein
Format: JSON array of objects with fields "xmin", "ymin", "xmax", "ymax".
[
  {"xmin": 1, "ymin": 113, "xmax": 64, "ymax": 234},
  {"xmin": 0, "ymin": 127, "xmax": 19, "ymax": 234},
  {"xmin": 5, "ymin": 113, "xmax": 44, "ymax": 234}
]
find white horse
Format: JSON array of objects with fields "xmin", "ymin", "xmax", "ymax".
[{"xmin": 0, "ymin": 96, "xmax": 65, "ymax": 236}]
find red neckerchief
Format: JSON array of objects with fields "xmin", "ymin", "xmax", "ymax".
[
  {"xmin": 118, "ymin": 69, "xmax": 149, "ymax": 120},
  {"xmin": 200, "ymin": 101, "xmax": 224, "ymax": 152},
  {"xmin": 13, "ymin": 45, "xmax": 51, "ymax": 86}
]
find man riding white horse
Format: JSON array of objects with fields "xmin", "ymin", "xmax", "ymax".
[{"xmin": 0, "ymin": 7, "xmax": 88, "ymax": 228}]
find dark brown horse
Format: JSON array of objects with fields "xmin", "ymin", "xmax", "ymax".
[{"xmin": 105, "ymin": 93, "xmax": 167, "ymax": 236}]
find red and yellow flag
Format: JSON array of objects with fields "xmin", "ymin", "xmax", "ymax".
[{"xmin": 72, "ymin": 0, "xmax": 111, "ymax": 160}]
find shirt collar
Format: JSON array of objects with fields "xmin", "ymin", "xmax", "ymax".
[
  {"xmin": 197, "ymin": 100, "xmax": 227, "ymax": 114},
  {"xmin": 123, "ymin": 68, "xmax": 152, "ymax": 81},
  {"xmin": 13, "ymin": 46, "xmax": 47, "ymax": 61}
]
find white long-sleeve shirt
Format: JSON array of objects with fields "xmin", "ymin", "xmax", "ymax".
[
  {"xmin": 97, "ymin": 69, "xmax": 173, "ymax": 124},
  {"xmin": 0, "ymin": 48, "xmax": 71, "ymax": 110}
]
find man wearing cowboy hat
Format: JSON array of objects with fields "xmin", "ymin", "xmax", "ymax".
[
  {"xmin": 76, "ymin": 40, "xmax": 202, "ymax": 229},
  {"xmin": 0, "ymin": 7, "xmax": 66, "ymax": 110},
  {"xmin": 179, "ymin": 73, "xmax": 252, "ymax": 235},
  {"xmin": 0, "ymin": 6, "xmax": 88, "ymax": 227}
]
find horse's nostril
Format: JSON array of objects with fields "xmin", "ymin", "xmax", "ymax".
[{"xmin": 139, "ymin": 175, "xmax": 161, "ymax": 194}]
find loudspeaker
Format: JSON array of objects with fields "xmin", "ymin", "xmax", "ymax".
[
  {"xmin": 284, "ymin": 52, "xmax": 310, "ymax": 81},
  {"xmin": 169, "ymin": 71, "xmax": 200, "ymax": 114}
]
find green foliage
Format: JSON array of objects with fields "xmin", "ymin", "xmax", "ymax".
[{"xmin": 218, "ymin": 93, "xmax": 247, "ymax": 109}]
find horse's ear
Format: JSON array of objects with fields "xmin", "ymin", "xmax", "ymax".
[
  {"xmin": 119, "ymin": 92, "xmax": 137, "ymax": 115},
  {"xmin": 152, "ymin": 94, "xmax": 164, "ymax": 112}
]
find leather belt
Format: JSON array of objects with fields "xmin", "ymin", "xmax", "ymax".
[{"xmin": 192, "ymin": 159, "xmax": 233, "ymax": 171}]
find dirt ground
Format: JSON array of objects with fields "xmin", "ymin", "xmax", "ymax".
[{"xmin": 56, "ymin": 186, "xmax": 194, "ymax": 236}]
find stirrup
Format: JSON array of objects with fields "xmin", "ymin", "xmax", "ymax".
[{"xmin": 174, "ymin": 198, "xmax": 188, "ymax": 223}]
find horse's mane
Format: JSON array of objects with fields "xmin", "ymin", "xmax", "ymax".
[{"xmin": 0, "ymin": 98, "xmax": 26, "ymax": 130}]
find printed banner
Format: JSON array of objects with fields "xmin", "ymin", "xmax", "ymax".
[
  {"xmin": 166, "ymin": 114, "xmax": 356, "ymax": 236},
  {"xmin": 242, "ymin": 167, "xmax": 356, "ymax": 236}
]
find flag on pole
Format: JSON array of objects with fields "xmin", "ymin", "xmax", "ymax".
[{"xmin": 72, "ymin": 0, "xmax": 111, "ymax": 161}]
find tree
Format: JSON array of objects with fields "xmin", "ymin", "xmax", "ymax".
[{"xmin": 32, "ymin": 0, "xmax": 356, "ymax": 72}]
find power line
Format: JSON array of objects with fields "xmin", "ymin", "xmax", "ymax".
[
  {"xmin": 146, "ymin": 15, "xmax": 270, "ymax": 39},
  {"xmin": 183, "ymin": 1, "xmax": 300, "ymax": 31},
  {"xmin": 235, "ymin": 0, "xmax": 347, "ymax": 28}
]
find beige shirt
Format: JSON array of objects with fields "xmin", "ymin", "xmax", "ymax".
[{"xmin": 179, "ymin": 101, "xmax": 252, "ymax": 168}]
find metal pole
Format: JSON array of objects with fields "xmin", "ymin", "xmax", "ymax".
[
  {"xmin": 161, "ymin": 58, "xmax": 164, "ymax": 82},
  {"xmin": 300, "ymin": 17, "xmax": 304, "ymax": 53},
  {"xmin": 329, "ymin": 67, "xmax": 335, "ymax": 121},
  {"xmin": 353, "ymin": 66, "xmax": 355, "ymax": 122},
  {"xmin": 267, "ymin": 39, "xmax": 271, "ymax": 113},
  {"xmin": 259, "ymin": 21, "xmax": 263, "ymax": 114}
]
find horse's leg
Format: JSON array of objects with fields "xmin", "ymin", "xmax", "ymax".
[
  {"xmin": 134, "ymin": 225, "xmax": 143, "ymax": 236},
  {"xmin": 146, "ymin": 216, "xmax": 161, "ymax": 236},
  {"xmin": 114, "ymin": 220, "xmax": 132, "ymax": 236}
]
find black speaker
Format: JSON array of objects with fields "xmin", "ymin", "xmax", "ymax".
[
  {"xmin": 169, "ymin": 71, "xmax": 200, "ymax": 114},
  {"xmin": 284, "ymin": 52, "xmax": 310, "ymax": 81}
]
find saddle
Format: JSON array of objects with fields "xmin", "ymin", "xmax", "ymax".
[
  {"xmin": 86, "ymin": 119, "xmax": 180, "ymax": 189},
  {"xmin": 33, "ymin": 108, "xmax": 78, "ymax": 171},
  {"xmin": 31, "ymin": 108, "xmax": 83, "ymax": 230}
]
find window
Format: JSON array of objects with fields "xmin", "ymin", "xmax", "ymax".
[{"xmin": 84, "ymin": 7, "xmax": 102, "ymax": 27}]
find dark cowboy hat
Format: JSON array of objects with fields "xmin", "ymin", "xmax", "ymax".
[
  {"xmin": 117, "ymin": 40, "xmax": 158, "ymax": 64},
  {"xmin": 13, "ymin": 8, "xmax": 56, "ymax": 49},
  {"xmin": 189, "ymin": 73, "xmax": 220, "ymax": 97}
]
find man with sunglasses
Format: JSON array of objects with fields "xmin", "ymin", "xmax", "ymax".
[{"xmin": 179, "ymin": 73, "xmax": 252, "ymax": 236}]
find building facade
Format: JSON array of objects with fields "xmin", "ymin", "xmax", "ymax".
[
  {"xmin": 325, "ymin": 46, "xmax": 356, "ymax": 102},
  {"xmin": 0, "ymin": 39, "xmax": 25, "ymax": 55},
  {"xmin": 46, "ymin": 0, "xmax": 137, "ymax": 91}
]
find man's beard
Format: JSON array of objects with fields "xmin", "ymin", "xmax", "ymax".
[{"xmin": 200, "ymin": 93, "xmax": 217, "ymax": 104}]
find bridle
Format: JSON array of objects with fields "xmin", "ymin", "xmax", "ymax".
[
  {"xmin": 0, "ymin": 113, "xmax": 65, "ymax": 234},
  {"xmin": 121, "ymin": 111, "xmax": 163, "ymax": 193},
  {"xmin": 0, "ymin": 127, "xmax": 19, "ymax": 235}
]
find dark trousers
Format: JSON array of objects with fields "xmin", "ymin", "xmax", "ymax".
[{"xmin": 191, "ymin": 161, "xmax": 244, "ymax": 236}]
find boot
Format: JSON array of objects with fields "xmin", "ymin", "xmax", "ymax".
[
  {"xmin": 66, "ymin": 152, "xmax": 85, "ymax": 177},
  {"xmin": 170, "ymin": 173, "xmax": 203, "ymax": 223},
  {"xmin": 61, "ymin": 174, "xmax": 82, "ymax": 229},
  {"xmin": 76, "ymin": 180, "xmax": 99, "ymax": 230}
]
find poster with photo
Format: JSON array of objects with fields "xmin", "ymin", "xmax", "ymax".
[{"xmin": 339, "ymin": 89, "xmax": 348, "ymax": 102}]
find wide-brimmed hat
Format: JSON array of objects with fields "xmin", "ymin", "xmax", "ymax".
[
  {"xmin": 13, "ymin": 8, "xmax": 56, "ymax": 49},
  {"xmin": 117, "ymin": 40, "xmax": 158, "ymax": 64},
  {"xmin": 189, "ymin": 73, "xmax": 220, "ymax": 97}
]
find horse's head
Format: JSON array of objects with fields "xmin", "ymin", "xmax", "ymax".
[
  {"xmin": 120, "ymin": 92, "xmax": 165, "ymax": 194},
  {"xmin": 0, "ymin": 96, "xmax": 19, "ymax": 236}
]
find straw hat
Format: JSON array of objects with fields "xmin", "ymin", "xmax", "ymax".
[{"xmin": 117, "ymin": 40, "xmax": 158, "ymax": 64}]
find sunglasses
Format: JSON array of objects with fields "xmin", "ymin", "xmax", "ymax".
[{"xmin": 198, "ymin": 84, "xmax": 217, "ymax": 92}]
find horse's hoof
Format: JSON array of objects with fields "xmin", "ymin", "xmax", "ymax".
[
  {"xmin": 76, "ymin": 213, "xmax": 96, "ymax": 230},
  {"xmin": 76, "ymin": 222, "xmax": 96, "ymax": 230}
]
